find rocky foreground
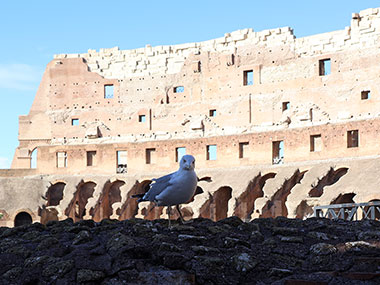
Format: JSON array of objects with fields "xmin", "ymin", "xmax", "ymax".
[{"xmin": 0, "ymin": 217, "xmax": 380, "ymax": 284}]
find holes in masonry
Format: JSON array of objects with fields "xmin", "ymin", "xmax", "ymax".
[
  {"xmin": 361, "ymin": 90, "xmax": 370, "ymax": 100},
  {"xmin": 243, "ymin": 70, "xmax": 253, "ymax": 86},
  {"xmin": 319, "ymin": 58, "xmax": 331, "ymax": 76}
]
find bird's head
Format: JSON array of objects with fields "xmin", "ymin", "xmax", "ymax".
[{"xmin": 179, "ymin": 154, "xmax": 195, "ymax": 171}]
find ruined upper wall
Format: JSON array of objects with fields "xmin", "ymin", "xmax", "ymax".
[{"xmin": 54, "ymin": 7, "xmax": 380, "ymax": 79}]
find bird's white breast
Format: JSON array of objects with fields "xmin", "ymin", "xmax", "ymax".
[{"xmin": 156, "ymin": 170, "xmax": 197, "ymax": 206}]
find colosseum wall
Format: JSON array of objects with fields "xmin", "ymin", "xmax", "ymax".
[{"xmin": 2, "ymin": 7, "xmax": 380, "ymax": 226}]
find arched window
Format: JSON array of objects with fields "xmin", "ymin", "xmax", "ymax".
[
  {"xmin": 30, "ymin": 148, "xmax": 37, "ymax": 169},
  {"xmin": 14, "ymin": 212, "xmax": 32, "ymax": 227}
]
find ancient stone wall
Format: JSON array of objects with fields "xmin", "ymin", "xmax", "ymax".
[
  {"xmin": 1, "ymin": 156, "xmax": 380, "ymax": 227},
  {"xmin": 3, "ymin": 7, "xmax": 380, "ymax": 226}
]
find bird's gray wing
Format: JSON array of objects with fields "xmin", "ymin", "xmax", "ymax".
[{"xmin": 142, "ymin": 172, "xmax": 176, "ymax": 202}]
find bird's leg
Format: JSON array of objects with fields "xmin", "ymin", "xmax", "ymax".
[
  {"xmin": 176, "ymin": 205, "xmax": 190, "ymax": 224},
  {"xmin": 167, "ymin": 206, "xmax": 172, "ymax": 228}
]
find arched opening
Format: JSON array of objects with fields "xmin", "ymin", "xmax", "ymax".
[
  {"xmin": 199, "ymin": 186, "xmax": 232, "ymax": 221},
  {"xmin": 329, "ymin": 193, "xmax": 356, "ymax": 220},
  {"xmin": 46, "ymin": 182, "xmax": 66, "ymax": 206},
  {"xmin": 260, "ymin": 169, "xmax": 307, "ymax": 218},
  {"xmin": 65, "ymin": 181, "xmax": 96, "ymax": 222},
  {"xmin": 295, "ymin": 200, "xmax": 313, "ymax": 219},
  {"xmin": 234, "ymin": 172, "xmax": 276, "ymax": 220},
  {"xmin": 331, "ymin": 193, "xmax": 356, "ymax": 205},
  {"xmin": 309, "ymin": 167, "xmax": 348, "ymax": 197},
  {"xmin": 91, "ymin": 180, "xmax": 123, "ymax": 222},
  {"xmin": 14, "ymin": 212, "xmax": 32, "ymax": 227},
  {"xmin": 118, "ymin": 180, "xmax": 151, "ymax": 220},
  {"xmin": 30, "ymin": 148, "xmax": 37, "ymax": 169}
]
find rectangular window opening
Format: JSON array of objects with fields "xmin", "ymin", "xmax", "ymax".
[
  {"xmin": 104, "ymin": 85, "xmax": 114, "ymax": 99},
  {"xmin": 146, "ymin": 148, "xmax": 156, "ymax": 164},
  {"xmin": 56, "ymin": 152, "xmax": 67, "ymax": 168},
  {"xmin": 282, "ymin": 101, "xmax": 290, "ymax": 112},
  {"xmin": 319, "ymin": 59, "xmax": 331, "ymax": 76},
  {"xmin": 116, "ymin": 150, "xmax": 127, "ymax": 173},
  {"xmin": 347, "ymin": 130, "xmax": 359, "ymax": 148},
  {"xmin": 310, "ymin": 135, "xmax": 322, "ymax": 152},
  {"xmin": 272, "ymin": 141, "xmax": 284, "ymax": 165},
  {"xmin": 243, "ymin": 70, "xmax": 253, "ymax": 86},
  {"xmin": 209, "ymin": 109, "xmax": 217, "ymax": 117},
  {"xmin": 206, "ymin": 145, "xmax": 217, "ymax": 161},
  {"xmin": 139, "ymin": 115, "xmax": 146, "ymax": 123},
  {"xmin": 86, "ymin": 151, "xmax": 96, "ymax": 166},
  {"xmin": 173, "ymin": 86, "xmax": 184, "ymax": 93},
  {"xmin": 175, "ymin": 147, "xmax": 186, "ymax": 162},
  {"xmin": 361, "ymin": 90, "xmax": 371, "ymax": 100},
  {"xmin": 71, "ymin": 118, "xmax": 79, "ymax": 126},
  {"xmin": 239, "ymin": 142, "xmax": 249, "ymax": 159}
]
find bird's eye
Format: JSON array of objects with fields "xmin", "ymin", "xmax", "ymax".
[{"xmin": 183, "ymin": 160, "xmax": 187, "ymax": 163}]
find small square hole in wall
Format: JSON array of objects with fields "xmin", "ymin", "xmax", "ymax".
[
  {"xmin": 243, "ymin": 70, "xmax": 253, "ymax": 86},
  {"xmin": 56, "ymin": 152, "xmax": 67, "ymax": 168},
  {"xmin": 206, "ymin": 145, "xmax": 217, "ymax": 160},
  {"xmin": 361, "ymin": 90, "xmax": 370, "ymax": 100},
  {"xmin": 209, "ymin": 109, "xmax": 216, "ymax": 117},
  {"xmin": 319, "ymin": 58, "xmax": 331, "ymax": 76},
  {"xmin": 145, "ymin": 148, "xmax": 156, "ymax": 164},
  {"xmin": 282, "ymin": 102, "xmax": 290, "ymax": 112},
  {"xmin": 104, "ymin": 85, "xmax": 114, "ymax": 99},
  {"xmin": 310, "ymin": 134, "xmax": 322, "ymax": 152},
  {"xmin": 86, "ymin": 151, "xmax": 96, "ymax": 166},
  {"xmin": 174, "ymin": 86, "xmax": 184, "ymax": 93},
  {"xmin": 175, "ymin": 147, "xmax": 186, "ymax": 162},
  {"xmin": 272, "ymin": 140, "xmax": 284, "ymax": 165},
  {"xmin": 71, "ymin": 118, "xmax": 79, "ymax": 126},
  {"xmin": 239, "ymin": 142, "xmax": 249, "ymax": 158},
  {"xmin": 139, "ymin": 115, "xmax": 146, "ymax": 123},
  {"xmin": 347, "ymin": 130, "xmax": 359, "ymax": 148}
]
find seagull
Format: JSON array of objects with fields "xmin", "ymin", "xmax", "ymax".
[{"xmin": 133, "ymin": 154, "xmax": 198, "ymax": 227}]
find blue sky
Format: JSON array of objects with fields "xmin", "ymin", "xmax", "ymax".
[{"xmin": 0, "ymin": 0, "xmax": 378, "ymax": 168}]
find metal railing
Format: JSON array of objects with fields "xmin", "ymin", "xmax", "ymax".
[{"xmin": 313, "ymin": 201, "xmax": 380, "ymax": 221}]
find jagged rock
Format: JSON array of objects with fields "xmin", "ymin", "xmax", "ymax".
[
  {"xmin": 250, "ymin": 230, "xmax": 264, "ymax": 242},
  {"xmin": 280, "ymin": 236, "xmax": 304, "ymax": 243},
  {"xmin": 224, "ymin": 236, "xmax": 250, "ymax": 248},
  {"xmin": 106, "ymin": 232, "xmax": 136, "ymax": 257},
  {"xmin": 190, "ymin": 245, "xmax": 220, "ymax": 254},
  {"xmin": 268, "ymin": 267, "xmax": 293, "ymax": 277},
  {"xmin": 177, "ymin": 234, "xmax": 207, "ymax": 243},
  {"xmin": 137, "ymin": 270, "xmax": 195, "ymax": 284},
  {"xmin": 72, "ymin": 230, "xmax": 91, "ymax": 245},
  {"xmin": 273, "ymin": 226, "xmax": 299, "ymax": 236},
  {"xmin": 77, "ymin": 269, "xmax": 105, "ymax": 282},
  {"xmin": 310, "ymin": 243, "xmax": 337, "ymax": 255},
  {"xmin": 2, "ymin": 267, "xmax": 22, "ymax": 281},
  {"xmin": 231, "ymin": 252, "xmax": 257, "ymax": 272},
  {"xmin": 0, "ymin": 218, "xmax": 378, "ymax": 284},
  {"xmin": 42, "ymin": 259, "xmax": 74, "ymax": 277},
  {"xmin": 357, "ymin": 230, "xmax": 380, "ymax": 240},
  {"xmin": 306, "ymin": 231, "xmax": 330, "ymax": 240},
  {"xmin": 37, "ymin": 236, "xmax": 60, "ymax": 250}
]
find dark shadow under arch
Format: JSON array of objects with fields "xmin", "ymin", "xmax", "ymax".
[
  {"xmin": 91, "ymin": 180, "xmax": 124, "ymax": 222},
  {"xmin": 199, "ymin": 186, "xmax": 232, "ymax": 221},
  {"xmin": 65, "ymin": 181, "xmax": 96, "ymax": 222},
  {"xmin": 14, "ymin": 212, "xmax": 32, "ymax": 227}
]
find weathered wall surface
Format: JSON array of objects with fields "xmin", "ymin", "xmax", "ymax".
[
  {"xmin": 1, "ymin": 156, "xmax": 379, "ymax": 227},
  {"xmin": 3, "ymin": 7, "xmax": 380, "ymax": 226}
]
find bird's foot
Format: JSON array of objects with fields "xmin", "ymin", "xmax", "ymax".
[{"xmin": 180, "ymin": 219, "xmax": 192, "ymax": 224}]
